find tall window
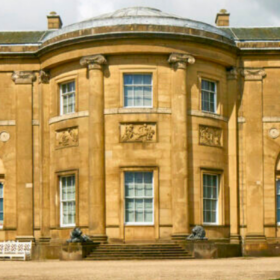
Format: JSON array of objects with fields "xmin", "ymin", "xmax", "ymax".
[
  {"xmin": 124, "ymin": 74, "xmax": 152, "ymax": 108},
  {"xmin": 201, "ymin": 79, "xmax": 217, "ymax": 113},
  {"xmin": 277, "ymin": 179, "xmax": 280, "ymax": 224},
  {"xmin": 60, "ymin": 81, "xmax": 75, "ymax": 115},
  {"xmin": 60, "ymin": 175, "xmax": 76, "ymax": 227},
  {"xmin": 203, "ymin": 174, "xmax": 219, "ymax": 224},
  {"xmin": 0, "ymin": 183, "xmax": 3, "ymax": 226},
  {"xmin": 125, "ymin": 172, "xmax": 153, "ymax": 225}
]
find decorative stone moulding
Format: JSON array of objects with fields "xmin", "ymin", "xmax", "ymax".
[
  {"xmin": 199, "ymin": 125, "xmax": 222, "ymax": 147},
  {"xmin": 240, "ymin": 68, "xmax": 266, "ymax": 81},
  {"xmin": 56, "ymin": 127, "xmax": 79, "ymax": 149},
  {"xmin": 168, "ymin": 53, "xmax": 195, "ymax": 69},
  {"xmin": 120, "ymin": 123, "xmax": 157, "ymax": 143},
  {"xmin": 269, "ymin": 128, "xmax": 280, "ymax": 139},
  {"xmin": 227, "ymin": 67, "xmax": 238, "ymax": 80},
  {"xmin": 12, "ymin": 71, "xmax": 36, "ymax": 84},
  {"xmin": 39, "ymin": 70, "xmax": 50, "ymax": 84},
  {"xmin": 80, "ymin": 54, "xmax": 107, "ymax": 69},
  {"xmin": 0, "ymin": 131, "xmax": 10, "ymax": 142}
]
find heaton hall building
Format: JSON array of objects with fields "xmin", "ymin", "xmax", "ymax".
[{"xmin": 1, "ymin": 6, "xmax": 280, "ymax": 259}]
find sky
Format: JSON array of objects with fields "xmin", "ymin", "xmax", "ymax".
[{"xmin": 0, "ymin": 0, "xmax": 280, "ymax": 31}]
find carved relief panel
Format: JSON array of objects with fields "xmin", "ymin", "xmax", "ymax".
[
  {"xmin": 56, "ymin": 127, "xmax": 79, "ymax": 149},
  {"xmin": 120, "ymin": 123, "xmax": 157, "ymax": 143},
  {"xmin": 199, "ymin": 125, "xmax": 222, "ymax": 147}
]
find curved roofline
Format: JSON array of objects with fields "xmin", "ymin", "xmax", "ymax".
[{"xmin": 43, "ymin": 7, "xmax": 234, "ymax": 43}]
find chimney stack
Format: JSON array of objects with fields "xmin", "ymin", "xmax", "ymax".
[
  {"xmin": 47, "ymin": 11, "xmax": 63, "ymax": 29},
  {"xmin": 215, "ymin": 9, "xmax": 230, "ymax": 27}
]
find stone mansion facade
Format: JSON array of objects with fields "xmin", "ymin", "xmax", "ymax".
[{"xmin": 0, "ymin": 7, "xmax": 280, "ymax": 256}]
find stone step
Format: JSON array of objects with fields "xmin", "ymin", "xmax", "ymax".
[
  {"xmin": 85, "ymin": 256, "xmax": 193, "ymax": 260},
  {"xmin": 84, "ymin": 243, "xmax": 192, "ymax": 260}
]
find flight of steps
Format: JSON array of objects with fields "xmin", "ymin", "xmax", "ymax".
[{"xmin": 85, "ymin": 243, "xmax": 193, "ymax": 260}]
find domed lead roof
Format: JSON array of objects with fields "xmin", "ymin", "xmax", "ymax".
[{"xmin": 43, "ymin": 7, "xmax": 234, "ymax": 43}]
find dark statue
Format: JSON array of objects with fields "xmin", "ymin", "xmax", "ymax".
[
  {"xmin": 187, "ymin": 225, "xmax": 208, "ymax": 240},
  {"xmin": 67, "ymin": 227, "xmax": 93, "ymax": 243}
]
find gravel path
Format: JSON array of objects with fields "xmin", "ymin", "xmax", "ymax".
[{"xmin": 0, "ymin": 257, "xmax": 280, "ymax": 280}]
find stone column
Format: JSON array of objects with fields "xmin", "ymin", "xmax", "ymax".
[
  {"xmin": 12, "ymin": 71, "xmax": 36, "ymax": 242},
  {"xmin": 168, "ymin": 53, "xmax": 195, "ymax": 240},
  {"xmin": 227, "ymin": 68, "xmax": 240, "ymax": 244},
  {"xmin": 241, "ymin": 68, "xmax": 266, "ymax": 246},
  {"xmin": 80, "ymin": 55, "xmax": 107, "ymax": 242},
  {"xmin": 38, "ymin": 71, "xmax": 51, "ymax": 244}
]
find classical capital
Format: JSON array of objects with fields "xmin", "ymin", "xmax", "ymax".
[
  {"xmin": 39, "ymin": 70, "xmax": 50, "ymax": 84},
  {"xmin": 168, "ymin": 53, "xmax": 195, "ymax": 69},
  {"xmin": 80, "ymin": 54, "xmax": 107, "ymax": 70},
  {"xmin": 227, "ymin": 67, "xmax": 238, "ymax": 80},
  {"xmin": 12, "ymin": 71, "xmax": 36, "ymax": 84},
  {"xmin": 241, "ymin": 68, "xmax": 266, "ymax": 81}
]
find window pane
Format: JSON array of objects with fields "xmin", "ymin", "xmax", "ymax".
[
  {"xmin": 124, "ymin": 74, "xmax": 133, "ymax": 85},
  {"xmin": 277, "ymin": 181, "xmax": 280, "ymax": 194},
  {"xmin": 134, "ymin": 86, "xmax": 143, "ymax": 106},
  {"xmin": 62, "ymin": 84, "xmax": 67, "ymax": 93},
  {"xmin": 0, "ymin": 184, "xmax": 3, "ymax": 197},
  {"xmin": 143, "ymin": 75, "xmax": 152, "ymax": 85},
  {"xmin": 135, "ymin": 211, "xmax": 144, "ymax": 222},
  {"xmin": 124, "ymin": 87, "xmax": 134, "ymax": 107},
  {"xmin": 0, "ymin": 199, "xmax": 3, "ymax": 212},
  {"xmin": 145, "ymin": 185, "xmax": 153, "ymax": 196},
  {"xmin": 143, "ymin": 87, "xmax": 152, "ymax": 107},
  {"xmin": 144, "ymin": 172, "xmax": 153, "ymax": 184},
  {"xmin": 277, "ymin": 209, "xmax": 280, "ymax": 223},
  {"xmin": 126, "ymin": 210, "xmax": 134, "ymax": 222},
  {"xmin": 135, "ymin": 199, "xmax": 144, "ymax": 210},
  {"xmin": 145, "ymin": 199, "xmax": 153, "ymax": 210},
  {"xmin": 0, "ymin": 213, "xmax": 3, "ymax": 222},
  {"xmin": 277, "ymin": 196, "xmax": 280, "ymax": 207},
  {"xmin": 126, "ymin": 199, "xmax": 134, "ymax": 210},
  {"xmin": 134, "ymin": 75, "xmax": 143, "ymax": 85},
  {"xmin": 144, "ymin": 211, "xmax": 153, "ymax": 222},
  {"xmin": 135, "ymin": 184, "xmax": 144, "ymax": 197}
]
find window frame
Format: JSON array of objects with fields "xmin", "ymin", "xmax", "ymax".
[
  {"xmin": 0, "ymin": 181, "xmax": 3, "ymax": 229},
  {"xmin": 123, "ymin": 73, "xmax": 153, "ymax": 109},
  {"xmin": 124, "ymin": 171, "xmax": 154, "ymax": 226},
  {"xmin": 202, "ymin": 173, "xmax": 219, "ymax": 225},
  {"xmin": 201, "ymin": 79, "xmax": 217, "ymax": 114},
  {"xmin": 56, "ymin": 170, "xmax": 79, "ymax": 229},
  {"xmin": 276, "ymin": 178, "xmax": 280, "ymax": 226},
  {"xmin": 59, "ymin": 80, "xmax": 76, "ymax": 116},
  {"xmin": 200, "ymin": 169, "xmax": 224, "ymax": 226},
  {"xmin": 59, "ymin": 174, "xmax": 76, "ymax": 228}
]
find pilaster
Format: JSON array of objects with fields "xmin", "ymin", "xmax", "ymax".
[
  {"xmin": 12, "ymin": 71, "xmax": 36, "ymax": 242},
  {"xmin": 38, "ymin": 70, "xmax": 51, "ymax": 244},
  {"xmin": 241, "ymin": 68, "xmax": 267, "ymax": 246},
  {"xmin": 168, "ymin": 53, "xmax": 195, "ymax": 240},
  {"xmin": 227, "ymin": 68, "xmax": 241, "ymax": 244},
  {"xmin": 80, "ymin": 55, "xmax": 107, "ymax": 243}
]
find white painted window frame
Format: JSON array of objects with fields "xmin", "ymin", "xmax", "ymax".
[
  {"xmin": 0, "ymin": 182, "xmax": 3, "ymax": 229},
  {"xmin": 276, "ymin": 179, "xmax": 280, "ymax": 225},
  {"xmin": 60, "ymin": 81, "xmax": 76, "ymax": 116},
  {"xmin": 203, "ymin": 174, "xmax": 219, "ymax": 225},
  {"xmin": 60, "ymin": 175, "xmax": 76, "ymax": 228},
  {"xmin": 201, "ymin": 79, "xmax": 217, "ymax": 114},
  {"xmin": 123, "ymin": 74, "xmax": 153, "ymax": 109},
  {"xmin": 124, "ymin": 171, "xmax": 154, "ymax": 226}
]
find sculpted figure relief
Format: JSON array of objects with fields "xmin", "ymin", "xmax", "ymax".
[
  {"xmin": 121, "ymin": 123, "xmax": 156, "ymax": 142},
  {"xmin": 56, "ymin": 127, "xmax": 79, "ymax": 148},
  {"xmin": 199, "ymin": 125, "xmax": 222, "ymax": 147},
  {"xmin": 187, "ymin": 225, "xmax": 208, "ymax": 240}
]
